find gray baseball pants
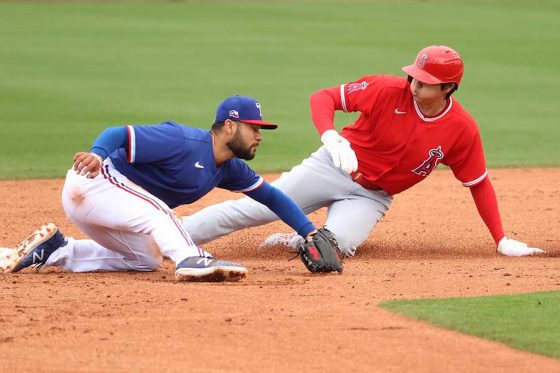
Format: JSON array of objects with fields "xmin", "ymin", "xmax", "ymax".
[{"xmin": 182, "ymin": 147, "xmax": 393, "ymax": 255}]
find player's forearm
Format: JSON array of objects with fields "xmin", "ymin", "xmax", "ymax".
[
  {"xmin": 469, "ymin": 177, "xmax": 505, "ymax": 245},
  {"xmin": 310, "ymin": 87, "xmax": 342, "ymax": 135},
  {"xmin": 90, "ymin": 126, "xmax": 128, "ymax": 159},
  {"xmin": 245, "ymin": 183, "xmax": 315, "ymax": 237}
]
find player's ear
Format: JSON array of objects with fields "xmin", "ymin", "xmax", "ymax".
[
  {"xmin": 441, "ymin": 82, "xmax": 455, "ymax": 93},
  {"xmin": 224, "ymin": 119, "xmax": 237, "ymax": 135}
]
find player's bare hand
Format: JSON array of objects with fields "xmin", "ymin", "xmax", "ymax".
[
  {"xmin": 497, "ymin": 237, "xmax": 545, "ymax": 257},
  {"xmin": 73, "ymin": 152, "xmax": 103, "ymax": 179}
]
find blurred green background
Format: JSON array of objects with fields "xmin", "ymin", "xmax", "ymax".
[{"xmin": 1, "ymin": 1, "xmax": 559, "ymax": 178}]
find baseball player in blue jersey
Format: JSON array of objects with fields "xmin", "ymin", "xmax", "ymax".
[{"xmin": 4, "ymin": 96, "xmax": 320, "ymax": 282}]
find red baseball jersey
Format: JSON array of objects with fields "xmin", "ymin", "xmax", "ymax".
[{"xmin": 338, "ymin": 74, "xmax": 487, "ymax": 195}]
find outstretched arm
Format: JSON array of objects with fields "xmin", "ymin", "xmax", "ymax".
[
  {"xmin": 245, "ymin": 182, "xmax": 316, "ymax": 239},
  {"xmin": 246, "ymin": 182, "xmax": 343, "ymax": 274},
  {"xmin": 470, "ymin": 177, "xmax": 544, "ymax": 256},
  {"xmin": 469, "ymin": 177, "xmax": 504, "ymax": 244}
]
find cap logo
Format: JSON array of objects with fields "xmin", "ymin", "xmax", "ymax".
[
  {"xmin": 229, "ymin": 110, "xmax": 239, "ymax": 119},
  {"xmin": 255, "ymin": 102, "xmax": 262, "ymax": 117},
  {"xmin": 417, "ymin": 54, "xmax": 428, "ymax": 68}
]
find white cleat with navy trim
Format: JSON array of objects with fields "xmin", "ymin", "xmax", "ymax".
[{"xmin": 5, "ymin": 223, "xmax": 67, "ymax": 273}]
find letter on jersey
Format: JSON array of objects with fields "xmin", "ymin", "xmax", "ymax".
[{"xmin": 413, "ymin": 146, "xmax": 444, "ymax": 177}]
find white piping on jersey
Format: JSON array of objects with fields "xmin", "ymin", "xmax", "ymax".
[
  {"xmin": 340, "ymin": 84, "xmax": 348, "ymax": 112},
  {"xmin": 127, "ymin": 125, "xmax": 136, "ymax": 163},
  {"xmin": 463, "ymin": 169, "xmax": 488, "ymax": 187},
  {"xmin": 233, "ymin": 176, "xmax": 264, "ymax": 193},
  {"xmin": 413, "ymin": 98, "xmax": 453, "ymax": 122}
]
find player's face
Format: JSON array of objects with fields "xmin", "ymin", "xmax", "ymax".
[
  {"xmin": 227, "ymin": 122, "xmax": 262, "ymax": 160},
  {"xmin": 410, "ymin": 79, "xmax": 447, "ymax": 105}
]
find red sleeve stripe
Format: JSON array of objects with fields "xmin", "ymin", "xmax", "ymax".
[
  {"xmin": 126, "ymin": 125, "xmax": 136, "ymax": 164},
  {"xmin": 463, "ymin": 169, "xmax": 488, "ymax": 187},
  {"xmin": 166, "ymin": 210, "xmax": 201, "ymax": 254},
  {"xmin": 340, "ymin": 84, "xmax": 348, "ymax": 112},
  {"xmin": 101, "ymin": 163, "xmax": 162, "ymax": 211},
  {"xmin": 232, "ymin": 177, "xmax": 264, "ymax": 193}
]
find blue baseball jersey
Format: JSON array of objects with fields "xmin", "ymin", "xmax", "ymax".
[{"xmin": 109, "ymin": 121, "xmax": 263, "ymax": 209}]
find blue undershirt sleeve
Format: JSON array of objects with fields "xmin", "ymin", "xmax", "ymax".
[
  {"xmin": 245, "ymin": 182, "xmax": 316, "ymax": 238},
  {"xmin": 89, "ymin": 126, "xmax": 128, "ymax": 160}
]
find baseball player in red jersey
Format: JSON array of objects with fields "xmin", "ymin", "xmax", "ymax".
[{"xmin": 182, "ymin": 45, "xmax": 543, "ymax": 258}]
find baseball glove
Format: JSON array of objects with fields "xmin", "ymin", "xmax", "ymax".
[{"xmin": 298, "ymin": 227, "xmax": 343, "ymax": 273}]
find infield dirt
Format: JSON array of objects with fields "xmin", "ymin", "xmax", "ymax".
[{"xmin": 1, "ymin": 168, "xmax": 559, "ymax": 372}]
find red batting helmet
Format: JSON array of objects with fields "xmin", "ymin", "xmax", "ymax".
[{"xmin": 402, "ymin": 45, "xmax": 464, "ymax": 85}]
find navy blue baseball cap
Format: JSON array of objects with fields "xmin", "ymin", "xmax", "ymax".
[{"xmin": 214, "ymin": 96, "xmax": 278, "ymax": 129}]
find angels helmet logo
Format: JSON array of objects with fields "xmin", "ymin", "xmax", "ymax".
[
  {"xmin": 413, "ymin": 146, "xmax": 444, "ymax": 177},
  {"xmin": 255, "ymin": 102, "xmax": 262, "ymax": 117},
  {"xmin": 417, "ymin": 54, "xmax": 428, "ymax": 68},
  {"xmin": 229, "ymin": 110, "xmax": 239, "ymax": 119},
  {"xmin": 347, "ymin": 81, "xmax": 369, "ymax": 95}
]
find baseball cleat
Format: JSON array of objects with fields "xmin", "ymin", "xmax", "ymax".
[
  {"xmin": 5, "ymin": 223, "xmax": 66, "ymax": 273},
  {"xmin": 175, "ymin": 256, "xmax": 247, "ymax": 282},
  {"xmin": 258, "ymin": 232, "xmax": 303, "ymax": 251},
  {"xmin": 0, "ymin": 248, "xmax": 14, "ymax": 273}
]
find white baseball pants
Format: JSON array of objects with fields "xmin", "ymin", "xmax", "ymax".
[
  {"xmin": 182, "ymin": 147, "xmax": 393, "ymax": 256},
  {"xmin": 46, "ymin": 159, "xmax": 202, "ymax": 272}
]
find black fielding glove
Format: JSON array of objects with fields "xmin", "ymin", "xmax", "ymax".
[{"xmin": 298, "ymin": 227, "xmax": 343, "ymax": 273}]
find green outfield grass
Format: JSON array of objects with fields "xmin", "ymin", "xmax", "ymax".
[
  {"xmin": 381, "ymin": 291, "xmax": 560, "ymax": 358},
  {"xmin": 1, "ymin": 1, "xmax": 559, "ymax": 178}
]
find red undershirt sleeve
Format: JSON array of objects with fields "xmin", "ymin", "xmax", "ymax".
[
  {"xmin": 309, "ymin": 86, "xmax": 343, "ymax": 135},
  {"xmin": 469, "ymin": 177, "xmax": 505, "ymax": 245}
]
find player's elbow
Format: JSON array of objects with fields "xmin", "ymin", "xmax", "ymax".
[{"xmin": 310, "ymin": 88, "xmax": 332, "ymax": 104}]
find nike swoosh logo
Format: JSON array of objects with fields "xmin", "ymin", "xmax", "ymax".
[
  {"xmin": 195, "ymin": 161, "xmax": 204, "ymax": 169},
  {"xmin": 394, "ymin": 108, "xmax": 407, "ymax": 115}
]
